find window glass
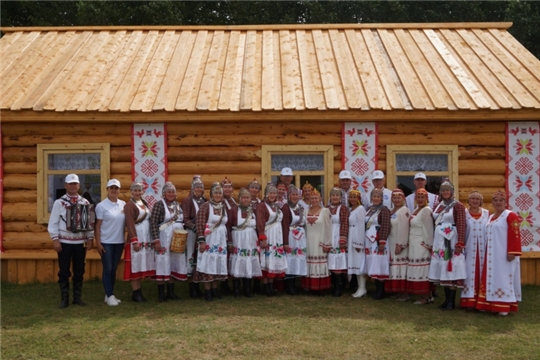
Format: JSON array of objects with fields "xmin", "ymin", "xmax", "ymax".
[
  {"xmin": 395, "ymin": 154, "xmax": 448, "ymax": 172},
  {"xmin": 271, "ymin": 154, "xmax": 324, "ymax": 171},
  {"xmin": 48, "ymin": 153, "xmax": 101, "ymax": 170}
]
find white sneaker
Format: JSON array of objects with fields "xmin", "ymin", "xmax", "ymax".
[
  {"xmin": 498, "ymin": 312, "xmax": 509, "ymax": 316},
  {"xmin": 109, "ymin": 295, "xmax": 121, "ymax": 303},
  {"xmin": 106, "ymin": 296, "xmax": 119, "ymax": 306},
  {"xmin": 104, "ymin": 295, "xmax": 108, "ymax": 303}
]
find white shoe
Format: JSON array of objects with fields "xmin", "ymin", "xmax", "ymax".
[
  {"xmin": 352, "ymin": 275, "xmax": 367, "ymax": 298},
  {"xmin": 109, "ymin": 295, "xmax": 121, "ymax": 303},
  {"xmin": 104, "ymin": 295, "xmax": 108, "ymax": 303},
  {"xmin": 498, "ymin": 312, "xmax": 509, "ymax": 316},
  {"xmin": 106, "ymin": 296, "xmax": 119, "ymax": 306}
]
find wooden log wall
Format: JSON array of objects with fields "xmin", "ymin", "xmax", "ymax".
[{"xmin": 1, "ymin": 120, "xmax": 539, "ymax": 285}]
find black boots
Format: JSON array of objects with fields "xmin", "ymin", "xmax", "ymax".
[
  {"xmin": 372, "ymin": 280, "xmax": 385, "ymax": 300},
  {"xmin": 211, "ymin": 287, "xmax": 222, "ymax": 300},
  {"xmin": 205, "ymin": 289, "xmax": 213, "ymax": 301},
  {"xmin": 189, "ymin": 283, "xmax": 200, "ymax": 298},
  {"xmin": 253, "ymin": 279, "xmax": 262, "ymax": 295},
  {"xmin": 72, "ymin": 281, "xmax": 87, "ymax": 306},
  {"xmin": 285, "ymin": 278, "xmax": 297, "ymax": 296},
  {"xmin": 242, "ymin": 279, "xmax": 252, "ymax": 298},
  {"xmin": 59, "ymin": 282, "xmax": 69, "ymax": 309},
  {"xmin": 264, "ymin": 282, "xmax": 273, "ymax": 297},
  {"xmin": 132, "ymin": 289, "xmax": 145, "ymax": 302},
  {"xmin": 232, "ymin": 279, "xmax": 241, "ymax": 298},
  {"xmin": 443, "ymin": 289, "xmax": 457, "ymax": 311},
  {"xmin": 166, "ymin": 283, "xmax": 180, "ymax": 300},
  {"xmin": 438, "ymin": 287, "xmax": 451, "ymax": 309},
  {"xmin": 220, "ymin": 280, "xmax": 232, "ymax": 296},
  {"xmin": 158, "ymin": 284, "xmax": 166, "ymax": 302},
  {"xmin": 332, "ymin": 274, "xmax": 343, "ymax": 297}
]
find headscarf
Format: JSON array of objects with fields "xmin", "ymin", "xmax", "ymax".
[
  {"xmin": 238, "ymin": 188, "xmax": 251, "ymax": 210},
  {"xmin": 210, "ymin": 182, "xmax": 224, "ymax": 206},
  {"xmin": 190, "ymin": 175, "xmax": 204, "ymax": 197},
  {"xmin": 439, "ymin": 178, "xmax": 455, "ymax": 203},
  {"xmin": 162, "ymin": 182, "xmax": 176, "ymax": 197},
  {"xmin": 130, "ymin": 181, "xmax": 143, "ymax": 192},
  {"xmin": 265, "ymin": 182, "xmax": 277, "ymax": 197},
  {"xmin": 287, "ymin": 185, "xmax": 300, "ymax": 201},
  {"xmin": 329, "ymin": 187, "xmax": 342, "ymax": 197}
]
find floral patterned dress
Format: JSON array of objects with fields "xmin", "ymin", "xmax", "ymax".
[
  {"xmin": 154, "ymin": 200, "xmax": 187, "ymax": 281},
  {"xmin": 229, "ymin": 206, "xmax": 262, "ymax": 278},
  {"xmin": 283, "ymin": 203, "xmax": 307, "ymax": 276},
  {"xmin": 258, "ymin": 202, "xmax": 288, "ymax": 277}
]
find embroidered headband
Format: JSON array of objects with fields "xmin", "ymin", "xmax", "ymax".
[
  {"xmin": 468, "ymin": 190, "xmax": 483, "ymax": 201},
  {"xmin": 265, "ymin": 182, "xmax": 277, "ymax": 196},
  {"xmin": 416, "ymin": 188, "xmax": 428, "ymax": 196},
  {"xmin": 392, "ymin": 188, "xmax": 405, "ymax": 198}
]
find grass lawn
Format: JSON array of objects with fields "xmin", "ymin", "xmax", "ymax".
[{"xmin": 1, "ymin": 280, "xmax": 539, "ymax": 360}]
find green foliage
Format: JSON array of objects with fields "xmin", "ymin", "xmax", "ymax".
[{"xmin": 1, "ymin": 1, "xmax": 539, "ymax": 58}]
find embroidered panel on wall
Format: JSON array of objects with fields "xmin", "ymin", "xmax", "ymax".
[
  {"xmin": 342, "ymin": 123, "xmax": 378, "ymax": 200},
  {"xmin": 132, "ymin": 124, "xmax": 168, "ymax": 211},
  {"xmin": 507, "ymin": 121, "xmax": 540, "ymax": 252}
]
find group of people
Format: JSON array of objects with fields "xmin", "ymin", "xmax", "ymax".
[{"xmin": 49, "ymin": 168, "xmax": 523, "ymax": 316}]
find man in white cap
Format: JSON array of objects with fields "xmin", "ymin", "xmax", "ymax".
[
  {"xmin": 362, "ymin": 170, "xmax": 392, "ymax": 210},
  {"xmin": 338, "ymin": 170, "xmax": 354, "ymax": 206},
  {"xmin": 279, "ymin": 167, "xmax": 294, "ymax": 187},
  {"xmin": 406, "ymin": 172, "xmax": 438, "ymax": 212},
  {"xmin": 48, "ymin": 174, "xmax": 94, "ymax": 308}
]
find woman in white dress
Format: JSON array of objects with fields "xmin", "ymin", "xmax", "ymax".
[
  {"xmin": 149, "ymin": 182, "xmax": 187, "ymax": 302},
  {"xmin": 364, "ymin": 188, "xmax": 392, "ymax": 300},
  {"xmin": 428, "ymin": 179, "xmax": 467, "ymax": 311},
  {"xmin": 327, "ymin": 187, "xmax": 350, "ymax": 297},
  {"xmin": 194, "ymin": 182, "xmax": 229, "ymax": 301},
  {"xmin": 282, "ymin": 185, "xmax": 307, "ymax": 295},
  {"xmin": 460, "ymin": 190, "xmax": 489, "ymax": 309},
  {"xmin": 123, "ymin": 182, "xmax": 155, "ymax": 302},
  {"xmin": 227, "ymin": 188, "xmax": 262, "ymax": 297},
  {"xmin": 476, "ymin": 191, "xmax": 522, "ymax": 316},
  {"xmin": 406, "ymin": 189, "xmax": 434, "ymax": 304},
  {"xmin": 302, "ymin": 188, "xmax": 332, "ymax": 294},
  {"xmin": 256, "ymin": 183, "xmax": 288, "ymax": 296},
  {"xmin": 385, "ymin": 189, "xmax": 410, "ymax": 301},
  {"xmin": 347, "ymin": 189, "xmax": 367, "ymax": 298}
]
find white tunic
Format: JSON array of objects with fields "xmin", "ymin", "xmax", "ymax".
[
  {"xmin": 365, "ymin": 208, "xmax": 389, "ymax": 278},
  {"xmin": 328, "ymin": 205, "xmax": 347, "ymax": 271},
  {"xmin": 156, "ymin": 200, "xmax": 187, "ymax": 280},
  {"xmin": 229, "ymin": 208, "xmax": 262, "ymax": 278},
  {"xmin": 347, "ymin": 206, "xmax": 366, "ymax": 275},
  {"xmin": 131, "ymin": 203, "xmax": 155, "ymax": 274},
  {"xmin": 260, "ymin": 203, "xmax": 288, "ymax": 274},
  {"xmin": 461, "ymin": 208, "xmax": 489, "ymax": 300},
  {"xmin": 484, "ymin": 210, "xmax": 521, "ymax": 303},
  {"xmin": 428, "ymin": 204, "xmax": 466, "ymax": 283},
  {"xmin": 285, "ymin": 206, "xmax": 307, "ymax": 276},
  {"xmin": 197, "ymin": 205, "xmax": 228, "ymax": 276},
  {"xmin": 387, "ymin": 206, "xmax": 410, "ymax": 284}
]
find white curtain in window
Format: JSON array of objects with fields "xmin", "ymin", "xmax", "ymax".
[
  {"xmin": 396, "ymin": 154, "xmax": 448, "ymax": 172},
  {"xmin": 271, "ymin": 154, "xmax": 324, "ymax": 171}
]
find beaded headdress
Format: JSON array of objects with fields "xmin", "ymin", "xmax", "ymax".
[
  {"xmin": 492, "ymin": 190, "xmax": 507, "ymax": 201},
  {"xmin": 221, "ymin": 176, "xmax": 233, "ymax": 187},
  {"xmin": 265, "ymin": 182, "xmax": 277, "ymax": 196},
  {"xmin": 287, "ymin": 185, "xmax": 300, "ymax": 200},
  {"xmin": 312, "ymin": 188, "xmax": 321, "ymax": 197},
  {"xmin": 130, "ymin": 181, "xmax": 144, "ymax": 191},
  {"xmin": 191, "ymin": 175, "xmax": 204, "ymax": 190},
  {"xmin": 211, "ymin": 182, "xmax": 223, "ymax": 195},
  {"xmin": 416, "ymin": 188, "xmax": 428, "ymax": 196},
  {"xmin": 248, "ymin": 178, "xmax": 261, "ymax": 190},
  {"xmin": 392, "ymin": 188, "xmax": 405, "ymax": 199},
  {"xmin": 302, "ymin": 181, "xmax": 314, "ymax": 191}
]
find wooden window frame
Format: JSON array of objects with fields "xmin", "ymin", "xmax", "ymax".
[
  {"xmin": 37, "ymin": 143, "xmax": 110, "ymax": 224},
  {"xmin": 261, "ymin": 145, "xmax": 334, "ymax": 198},
  {"xmin": 386, "ymin": 145, "xmax": 459, "ymax": 195}
]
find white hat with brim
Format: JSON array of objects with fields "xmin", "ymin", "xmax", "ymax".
[
  {"xmin": 414, "ymin": 172, "xmax": 427, "ymax": 180},
  {"xmin": 281, "ymin": 167, "xmax": 293, "ymax": 176},
  {"xmin": 106, "ymin": 179, "xmax": 121, "ymax": 188},
  {"xmin": 372, "ymin": 170, "xmax": 385, "ymax": 180},
  {"xmin": 339, "ymin": 170, "xmax": 352, "ymax": 180},
  {"xmin": 65, "ymin": 174, "xmax": 80, "ymax": 184}
]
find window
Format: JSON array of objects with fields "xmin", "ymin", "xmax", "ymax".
[
  {"xmin": 386, "ymin": 145, "xmax": 459, "ymax": 197},
  {"xmin": 37, "ymin": 143, "xmax": 110, "ymax": 224},
  {"xmin": 261, "ymin": 145, "xmax": 334, "ymax": 203}
]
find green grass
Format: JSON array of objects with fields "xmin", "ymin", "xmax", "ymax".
[{"xmin": 2, "ymin": 281, "xmax": 539, "ymax": 359}]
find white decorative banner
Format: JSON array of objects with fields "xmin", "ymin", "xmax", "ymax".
[
  {"xmin": 132, "ymin": 123, "xmax": 168, "ymax": 211},
  {"xmin": 507, "ymin": 122, "xmax": 540, "ymax": 252},
  {"xmin": 342, "ymin": 122, "xmax": 378, "ymax": 200}
]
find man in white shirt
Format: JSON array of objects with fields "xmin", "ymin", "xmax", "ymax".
[
  {"xmin": 48, "ymin": 174, "xmax": 94, "ymax": 309},
  {"xmin": 362, "ymin": 170, "xmax": 392, "ymax": 209},
  {"xmin": 338, "ymin": 170, "xmax": 354, "ymax": 206},
  {"xmin": 405, "ymin": 172, "xmax": 438, "ymax": 212}
]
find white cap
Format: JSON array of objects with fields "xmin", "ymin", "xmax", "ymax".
[
  {"xmin": 106, "ymin": 179, "xmax": 121, "ymax": 188},
  {"xmin": 372, "ymin": 170, "xmax": 385, "ymax": 180},
  {"xmin": 65, "ymin": 174, "xmax": 80, "ymax": 184},
  {"xmin": 339, "ymin": 170, "xmax": 352, "ymax": 180},
  {"xmin": 281, "ymin": 167, "xmax": 293, "ymax": 176},
  {"xmin": 414, "ymin": 172, "xmax": 427, "ymax": 180}
]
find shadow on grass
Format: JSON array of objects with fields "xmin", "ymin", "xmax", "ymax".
[{"xmin": 2, "ymin": 280, "xmax": 539, "ymax": 336}]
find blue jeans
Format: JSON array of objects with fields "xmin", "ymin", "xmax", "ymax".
[{"xmin": 101, "ymin": 243, "xmax": 124, "ymax": 297}]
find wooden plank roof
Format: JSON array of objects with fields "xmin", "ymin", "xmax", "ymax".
[{"xmin": 1, "ymin": 23, "xmax": 540, "ymax": 117}]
